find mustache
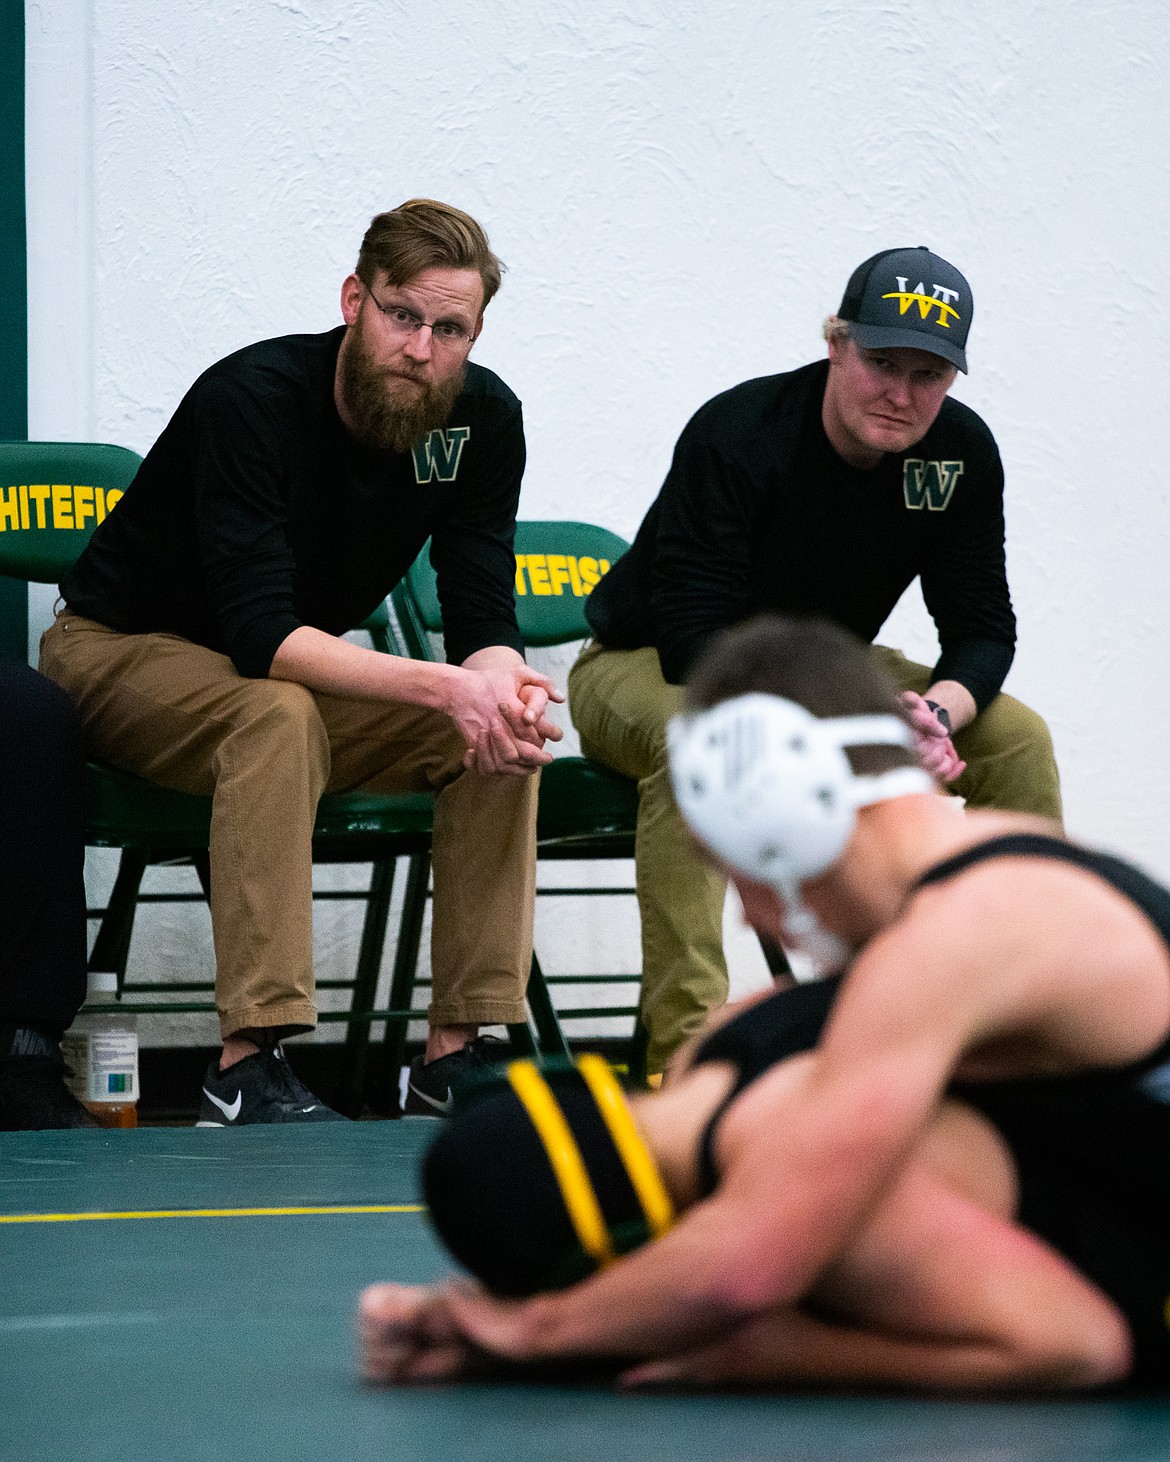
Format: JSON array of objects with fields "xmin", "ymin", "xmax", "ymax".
[{"xmin": 338, "ymin": 330, "xmax": 465, "ymax": 453}]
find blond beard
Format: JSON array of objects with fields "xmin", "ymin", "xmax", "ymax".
[{"xmin": 337, "ymin": 323, "xmax": 466, "ymax": 453}]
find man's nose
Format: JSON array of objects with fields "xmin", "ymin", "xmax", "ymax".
[
  {"xmin": 403, "ymin": 325, "xmax": 435, "ymax": 363},
  {"xmin": 883, "ymin": 372, "xmax": 911, "ymax": 406}
]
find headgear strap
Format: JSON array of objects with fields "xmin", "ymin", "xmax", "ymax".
[
  {"xmin": 507, "ymin": 1060, "xmax": 615, "ymax": 1269},
  {"xmin": 577, "ymin": 1054, "xmax": 675, "ymax": 1240}
]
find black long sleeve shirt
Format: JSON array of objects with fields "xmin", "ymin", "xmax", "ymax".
[
  {"xmin": 586, "ymin": 360, "xmax": 1015, "ymax": 710},
  {"xmin": 63, "ymin": 328, "xmax": 526, "ymax": 676}
]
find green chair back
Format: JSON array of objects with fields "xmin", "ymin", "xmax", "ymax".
[
  {"xmin": 0, "ymin": 441, "xmax": 143, "ymax": 582},
  {"xmin": 0, "ymin": 440, "xmax": 391, "ymax": 647},
  {"xmin": 395, "ymin": 519, "xmax": 629, "ymax": 657},
  {"xmin": 392, "ymin": 517, "xmax": 643, "ymax": 1073}
]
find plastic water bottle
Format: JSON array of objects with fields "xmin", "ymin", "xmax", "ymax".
[{"xmin": 61, "ymin": 971, "xmax": 139, "ymax": 1128}]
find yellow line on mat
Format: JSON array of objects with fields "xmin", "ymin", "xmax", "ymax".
[{"xmin": 0, "ymin": 1204, "xmax": 423, "ymax": 1224}]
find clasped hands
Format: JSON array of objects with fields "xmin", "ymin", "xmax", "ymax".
[
  {"xmin": 450, "ymin": 647, "xmax": 564, "ymax": 776},
  {"xmin": 899, "ymin": 690, "xmax": 966, "ymax": 784}
]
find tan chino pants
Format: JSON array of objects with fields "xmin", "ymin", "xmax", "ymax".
[{"xmin": 41, "ymin": 613, "xmax": 538, "ymax": 1039}]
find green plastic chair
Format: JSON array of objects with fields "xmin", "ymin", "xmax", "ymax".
[
  {"xmin": 390, "ymin": 520, "xmax": 648, "ymax": 1083},
  {"xmin": 0, "ymin": 441, "xmax": 469, "ymax": 1115}
]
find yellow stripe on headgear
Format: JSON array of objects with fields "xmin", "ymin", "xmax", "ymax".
[
  {"xmin": 506, "ymin": 1060, "xmax": 615, "ymax": 1269},
  {"xmin": 577, "ymin": 1054, "xmax": 676, "ymax": 1240}
]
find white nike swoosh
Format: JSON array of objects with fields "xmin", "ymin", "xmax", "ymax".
[
  {"xmin": 408, "ymin": 1082, "xmax": 454, "ymax": 1115},
  {"xmin": 297, "ymin": 1106, "xmax": 320, "ymax": 1114},
  {"xmin": 202, "ymin": 1087, "xmax": 243, "ymax": 1122}
]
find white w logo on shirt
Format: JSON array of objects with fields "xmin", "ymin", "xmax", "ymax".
[{"xmin": 412, "ymin": 427, "xmax": 471, "ymax": 484}]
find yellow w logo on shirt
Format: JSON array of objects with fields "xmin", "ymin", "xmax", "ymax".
[{"xmin": 412, "ymin": 427, "xmax": 471, "ymax": 484}]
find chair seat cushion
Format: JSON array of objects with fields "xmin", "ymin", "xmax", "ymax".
[
  {"xmin": 86, "ymin": 755, "xmax": 636, "ymax": 857},
  {"xmin": 84, "ymin": 762, "xmax": 434, "ymax": 854},
  {"xmin": 536, "ymin": 756, "xmax": 637, "ymax": 852}
]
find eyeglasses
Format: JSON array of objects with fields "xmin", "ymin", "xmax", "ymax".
[{"xmin": 364, "ymin": 285, "xmax": 475, "ymax": 352}]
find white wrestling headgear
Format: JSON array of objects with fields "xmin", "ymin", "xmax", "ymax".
[{"xmin": 668, "ymin": 694, "xmax": 933, "ymax": 971}]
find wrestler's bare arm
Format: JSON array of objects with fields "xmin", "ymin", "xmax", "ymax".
[
  {"xmin": 360, "ymin": 1101, "xmax": 1129, "ymax": 1391},
  {"xmin": 361, "ymin": 875, "xmax": 1159, "ymax": 1386},
  {"xmin": 621, "ymin": 1105, "xmax": 1128, "ymax": 1392},
  {"xmin": 620, "ymin": 1169, "xmax": 1128, "ymax": 1392},
  {"xmin": 361, "ymin": 1011, "xmax": 972, "ymax": 1379},
  {"xmin": 359, "ymin": 915, "xmax": 992, "ymax": 1377}
]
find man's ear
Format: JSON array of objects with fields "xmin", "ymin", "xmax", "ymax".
[{"xmin": 340, "ymin": 274, "xmax": 365, "ymax": 327}]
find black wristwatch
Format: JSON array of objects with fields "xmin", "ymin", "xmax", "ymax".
[{"xmin": 924, "ymin": 699, "xmax": 952, "ymax": 734}]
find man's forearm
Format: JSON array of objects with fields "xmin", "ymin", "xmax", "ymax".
[
  {"xmin": 922, "ymin": 679, "xmax": 977, "ymax": 733},
  {"xmin": 271, "ymin": 628, "xmax": 560, "ymax": 774},
  {"xmin": 269, "ymin": 624, "xmax": 459, "ymax": 710},
  {"xmin": 449, "ymin": 1210, "xmax": 754, "ymax": 1365}
]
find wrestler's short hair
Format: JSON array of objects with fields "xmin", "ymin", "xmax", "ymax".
[
  {"xmin": 422, "ymin": 1057, "xmax": 673, "ymax": 1297},
  {"xmin": 355, "ymin": 199, "xmax": 503, "ymax": 308},
  {"xmin": 822, "ymin": 313, "xmax": 853, "ymax": 346},
  {"xmin": 685, "ymin": 615, "xmax": 919, "ymax": 777}
]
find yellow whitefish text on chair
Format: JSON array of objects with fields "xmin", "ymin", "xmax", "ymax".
[
  {"xmin": 515, "ymin": 553, "xmax": 611, "ymax": 597},
  {"xmin": 0, "ymin": 482, "xmax": 124, "ymax": 533}
]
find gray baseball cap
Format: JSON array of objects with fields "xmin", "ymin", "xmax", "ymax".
[{"xmin": 838, "ymin": 246, "xmax": 972, "ymax": 372}]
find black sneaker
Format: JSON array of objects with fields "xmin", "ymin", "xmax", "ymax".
[
  {"xmin": 403, "ymin": 1034, "xmax": 511, "ymax": 1117},
  {"xmin": 0, "ymin": 1026, "xmax": 100, "ymax": 1131},
  {"xmin": 196, "ymin": 1043, "xmax": 347, "ymax": 1126}
]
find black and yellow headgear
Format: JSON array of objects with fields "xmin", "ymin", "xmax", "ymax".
[{"xmin": 422, "ymin": 1055, "xmax": 675, "ymax": 1296}]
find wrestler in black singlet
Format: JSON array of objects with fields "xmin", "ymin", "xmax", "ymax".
[{"xmin": 690, "ymin": 834, "xmax": 1170, "ymax": 1389}]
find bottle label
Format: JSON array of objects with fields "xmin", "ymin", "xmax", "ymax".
[{"xmin": 61, "ymin": 1030, "xmax": 139, "ymax": 1104}]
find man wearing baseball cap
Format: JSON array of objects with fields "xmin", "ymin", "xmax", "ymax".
[{"xmin": 569, "ymin": 245, "xmax": 1061, "ymax": 1077}]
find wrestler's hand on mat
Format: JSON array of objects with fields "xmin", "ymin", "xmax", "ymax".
[
  {"xmin": 359, "ymin": 1282, "xmax": 503, "ymax": 1385},
  {"xmin": 367, "ymin": 1283, "xmax": 566, "ymax": 1370},
  {"xmin": 899, "ymin": 691, "xmax": 966, "ymax": 784}
]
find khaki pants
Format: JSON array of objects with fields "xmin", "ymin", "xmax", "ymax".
[
  {"xmin": 41, "ymin": 613, "xmax": 537, "ymax": 1040},
  {"xmin": 568, "ymin": 640, "xmax": 1062, "ymax": 1074}
]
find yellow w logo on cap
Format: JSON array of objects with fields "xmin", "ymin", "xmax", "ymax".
[{"xmin": 882, "ymin": 290, "xmax": 962, "ymax": 330}]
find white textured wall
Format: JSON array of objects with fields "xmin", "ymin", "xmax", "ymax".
[{"xmin": 25, "ymin": 1, "xmax": 1170, "ymax": 1043}]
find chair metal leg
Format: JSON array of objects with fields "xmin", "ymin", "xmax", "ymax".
[
  {"xmin": 339, "ymin": 857, "xmax": 397, "ymax": 1115},
  {"xmin": 87, "ymin": 849, "xmax": 151, "ymax": 990},
  {"xmin": 190, "ymin": 850, "xmax": 212, "ymax": 901},
  {"xmin": 758, "ymin": 934, "xmax": 796, "ymax": 986},
  {"xmin": 626, "ymin": 1013, "xmax": 650, "ymax": 1087},
  {"xmin": 525, "ymin": 952, "xmax": 572, "ymax": 1061},
  {"xmin": 506, "ymin": 1021, "xmax": 538, "ymax": 1058},
  {"xmin": 371, "ymin": 851, "xmax": 431, "ymax": 1113}
]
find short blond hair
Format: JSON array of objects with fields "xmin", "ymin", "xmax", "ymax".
[
  {"xmin": 356, "ymin": 199, "xmax": 504, "ymax": 308},
  {"xmin": 822, "ymin": 314, "xmax": 852, "ymax": 346}
]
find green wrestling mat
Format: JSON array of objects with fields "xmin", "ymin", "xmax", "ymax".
[{"xmin": 2, "ymin": 1124, "xmax": 1168, "ymax": 1461}]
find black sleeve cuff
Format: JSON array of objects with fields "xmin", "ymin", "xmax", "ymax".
[
  {"xmin": 231, "ymin": 612, "xmax": 305, "ymax": 679},
  {"xmin": 446, "ymin": 620, "xmax": 526, "ymax": 666},
  {"xmin": 932, "ymin": 637, "xmax": 1015, "ymax": 714}
]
